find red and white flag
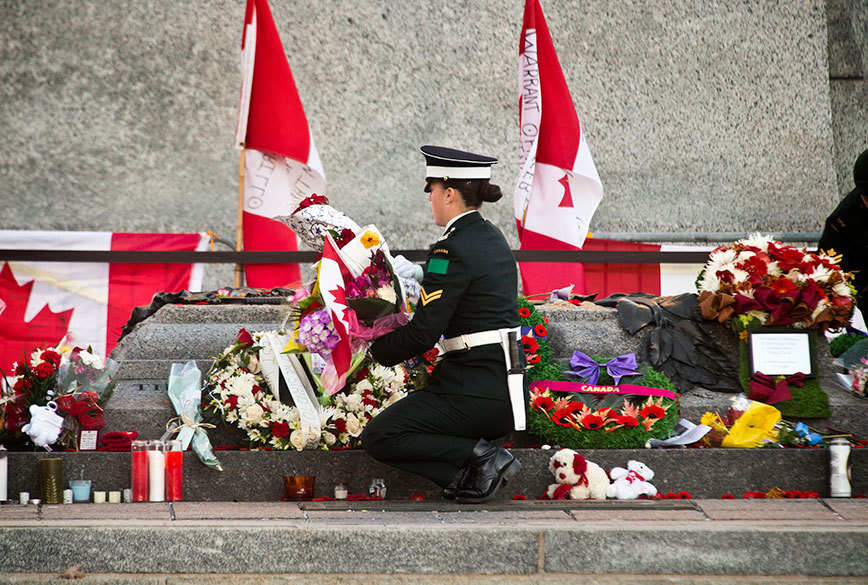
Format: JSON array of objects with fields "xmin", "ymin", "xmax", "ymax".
[
  {"xmin": 316, "ymin": 236, "xmax": 353, "ymax": 395},
  {"xmin": 236, "ymin": 0, "xmax": 326, "ymax": 288},
  {"xmin": 0, "ymin": 231, "xmax": 208, "ymax": 372},
  {"xmin": 514, "ymin": 0, "xmax": 603, "ymax": 296}
]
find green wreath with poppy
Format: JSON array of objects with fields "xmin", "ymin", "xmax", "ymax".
[{"xmin": 518, "ymin": 297, "xmax": 680, "ymax": 449}]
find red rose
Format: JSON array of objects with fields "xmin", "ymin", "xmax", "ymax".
[
  {"xmin": 236, "ymin": 328, "xmax": 254, "ymax": 348},
  {"xmin": 271, "ymin": 421, "xmax": 290, "ymax": 438},
  {"xmin": 292, "ymin": 193, "xmax": 330, "ymax": 214},
  {"xmin": 333, "ymin": 418, "xmax": 347, "ymax": 434}
]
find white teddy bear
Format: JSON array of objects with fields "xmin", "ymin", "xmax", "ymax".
[
  {"xmin": 21, "ymin": 402, "xmax": 65, "ymax": 449},
  {"xmin": 543, "ymin": 448, "xmax": 610, "ymax": 500},
  {"xmin": 605, "ymin": 460, "xmax": 658, "ymax": 500}
]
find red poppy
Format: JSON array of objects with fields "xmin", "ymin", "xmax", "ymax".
[
  {"xmin": 677, "ymin": 491, "xmax": 691, "ymax": 499},
  {"xmin": 511, "ymin": 494, "xmax": 527, "ymax": 500},
  {"xmin": 532, "ymin": 395, "xmax": 554, "ymax": 411},
  {"xmin": 410, "ymin": 493, "xmax": 426, "ymax": 501},
  {"xmin": 527, "ymin": 354, "xmax": 541, "ymax": 364},
  {"xmin": 551, "ymin": 408, "xmax": 575, "ymax": 427},
  {"xmin": 534, "ymin": 324, "xmax": 548, "ymax": 337},
  {"xmin": 578, "ymin": 413, "xmax": 606, "ymax": 430},
  {"xmin": 271, "ymin": 421, "xmax": 290, "ymax": 438},
  {"xmin": 639, "ymin": 404, "xmax": 666, "ymax": 420},
  {"xmin": 612, "ymin": 415, "xmax": 639, "ymax": 427},
  {"xmin": 521, "ymin": 336, "xmax": 539, "ymax": 354},
  {"xmin": 720, "ymin": 494, "xmax": 735, "ymax": 499},
  {"xmin": 518, "ymin": 307, "xmax": 531, "ymax": 318}
]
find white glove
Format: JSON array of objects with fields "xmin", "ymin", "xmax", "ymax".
[{"xmin": 392, "ymin": 254, "xmax": 423, "ymax": 282}]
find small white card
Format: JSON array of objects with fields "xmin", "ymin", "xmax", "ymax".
[
  {"xmin": 749, "ymin": 330, "xmax": 814, "ymax": 377},
  {"xmin": 79, "ymin": 430, "xmax": 99, "ymax": 451}
]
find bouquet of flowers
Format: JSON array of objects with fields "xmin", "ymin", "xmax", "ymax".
[
  {"xmin": 850, "ymin": 357, "xmax": 868, "ymax": 398},
  {"xmin": 696, "ymin": 234, "xmax": 854, "ymax": 330},
  {"xmin": 281, "ymin": 194, "xmax": 416, "ymax": 395},
  {"xmin": 1, "ymin": 345, "xmax": 117, "ymax": 450}
]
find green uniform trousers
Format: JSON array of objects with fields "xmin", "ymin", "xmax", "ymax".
[{"xmin": 361, "ymin": 389, "xmax": 513, "ymax": 487}]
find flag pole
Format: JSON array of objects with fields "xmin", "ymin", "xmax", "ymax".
[{"xmin": 235, "ymin": 147, "xmax": 246, "ymax": 288}]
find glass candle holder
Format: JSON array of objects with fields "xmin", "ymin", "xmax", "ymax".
[
  {"xmin": 69, "ymin": 480, "xmax": 91, "ymax": 503},
  {"xmin": 147, "ymin": 440, "xmax": 166, "ymax": 502},
  {"xmin": 283, "ymin": 476, "xmax": 315, "ymax": 501},
  {"xmin": 164, "ymin": 439, "xmax": 183, "ymax": 502},
  {"xmin": 130, "ymin": 440, "xmax": 148, "ymax": 502},
  {"xmin": 40, "ymin": 458, "xmax": 63, "ymax": 505}
]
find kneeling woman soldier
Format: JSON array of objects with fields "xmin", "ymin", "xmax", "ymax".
[{"xmin": 362, "ymin": 145, "xmax": 525, "ymax": 503}]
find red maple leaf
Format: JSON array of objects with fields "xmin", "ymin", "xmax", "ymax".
[{"xmin": 0, "ymin": 262, "xmax": 73, "ymax": 373}]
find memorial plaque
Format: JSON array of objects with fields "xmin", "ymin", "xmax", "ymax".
[{"xmin": 748, "ymin": 329, "xmax": 816, "ymax": 377}]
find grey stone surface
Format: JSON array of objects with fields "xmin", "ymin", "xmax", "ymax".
[
  {"xmin": 830, "ymin": 79, "xmax": 868, "ymax": 197},
  {"xmin": 5, "ymin": 447, "xmax": 867, "ymax": 503},
  {"xmin": 543, "ymin": 525, "xmax": 868, "ymax": 576},
  {"xmin": 0, "ymin": 1, "xmax": 840, "ymax": 248},
  {"xmin": 0, "ymin": 526, "xmax": 539, "ymax": 574},
  {"xmin": 827, "ymin": 0, "xmax": 868, "ymax": 78}
]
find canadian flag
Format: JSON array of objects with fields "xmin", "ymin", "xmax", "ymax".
[
  {"xmin": 316, "ymin": 236, "xmax": 353, "ymax": 395},
  {"xmin": 0, "ymin": 231, "xmax": 208, "ymax": 373},
  {"xmin": 514, "ymin": 0, "xmax": 603, "ymax": 296},
  {"xmin": 236, "ymin": 0, "xmax": 326, "ymax": 288}
]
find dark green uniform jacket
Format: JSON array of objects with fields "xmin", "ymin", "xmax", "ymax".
[{"xmin": 371, "ymin": 211, "xmax": 519, "ymax": 401}]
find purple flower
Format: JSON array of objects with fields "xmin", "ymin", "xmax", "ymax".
[{"xmin": 298, "ymin": 310, "xmax": 341, "ymax": 356}]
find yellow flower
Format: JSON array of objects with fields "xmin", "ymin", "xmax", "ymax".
[
  {"xmin": 361, "ymin": 230, "xmax": 380, "ymax": 249},
  {"xmin": 722, "ymin": 401, "xmax": 780, "ymax": 448},
  {"xmin": 738, "ymin": 329, "xmax": 748, "ymax": 341}
]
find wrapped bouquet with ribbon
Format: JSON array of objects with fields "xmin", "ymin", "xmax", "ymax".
[{"xmin": 166, "ymin": 360, "xmax": 221, "ymax": 470}]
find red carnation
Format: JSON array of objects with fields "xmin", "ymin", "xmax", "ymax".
[
  {"xmin": 225, "ymin": 395, "xmax": 239, "ymax": 410},
  {"xmin": 333, "ymin": 418, "xmax": 347, "ymax": 433},
  {"xmin": 33, "ymin": 361, "xmax": 56, "ymax": 379},
  {"xmin": 271, "ymin": 421, "xmax": 290, "ymax": 438},
  {"xmin": 41, "ymin": 350, "xmax": 61, "ymax": 367}
]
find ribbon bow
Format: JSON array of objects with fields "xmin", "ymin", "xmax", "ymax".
[
  {"xmin": 748, "ymin": 372, "xmax": 806, "ymax": 405},
  {"xmin": 565, "ymin": 351, "xmax": 640, "ymax": 385},
  {"xmin": 55, "ymin": 391, "xmax": 106, "ymax": 430}
]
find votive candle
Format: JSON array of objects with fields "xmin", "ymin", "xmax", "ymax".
[
  {"xmin": 108, "ymin": 490, "xmax": 121, "ymax": 503},
  {"xmin": 164, "ymin": 439, "xmax": 183, "ymax": 502},
  {"xmin": 131, "ymin": 440, "xmax": 148, "ymax": 502},
  {"xmin": 147, "ymin": 440, "xmax": 165, "ymax": 502},
  {"xmin": 93, "ymin": 490, "xmax": 106, "ymax": 504},
  {"xmin": 62, "ymin": 489, "xmax": 73, "ymax": 504}
]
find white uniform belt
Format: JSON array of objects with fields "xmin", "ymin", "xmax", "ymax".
[{"xmin": 439, "ymin": 329, "xmax": 506, "ymax": 353}]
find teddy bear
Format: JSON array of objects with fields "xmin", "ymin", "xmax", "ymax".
[
  {"xmin": 605, "ymin": 460, "xmax": 657, "ymax": 500},
  {"xmin": 21, "ymin": 402, "xmax": 65, "ymax": 448},
  {"xmin": 543, "ymin": 448, "xmax": 610, "ymax": 500}
]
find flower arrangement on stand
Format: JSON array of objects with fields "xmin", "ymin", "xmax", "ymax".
[
  {"xmin": 518, "ymin": 298, "xmax": 680, "ymax": 449},
  {"xmin": 695, "ymin": 234, "xmax": 854, "ymax": 418}
]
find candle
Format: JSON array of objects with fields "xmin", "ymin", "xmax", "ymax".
[
  {"xmin": 334, "ymin": 483, "xmax": 348, "ymax": 500},
  {"xmin": 19, "ymin": 492, "xmax": 29, "ymax": 505},
  {"xmin": 131, "ymin": 440, "xmax": 148, "ymax": 502},
  {"xmin": 93, "ymin": 490, "xmax": 106, "ymax": 504},
  {"xmin": 108, "ymin": 491, "xmax": 121, "ymax": 503},
  {"xmin": 40, "ymin": 458, "xmax": 63, "ymax": 505},
  {"xmin": 63, "ymin": 489, "xmax": 73, "ymax": 504},
  {"xmin": 164, "ymin": 439, "xmax": 183, "ymax": 502},
  {"xmin": 69, "ymin": 480, "xmax": 91, "ymax": 503},
  {"xmin": 122, "ymin": 488, "xmax": 132, "ymax": 503},
  {"xmin": 147, "ymin": 440, "xmax": 165, "ymax": 502},
  {"xmin": 0, "ymin": 445, "xmax": 7, "ymax": 501}
]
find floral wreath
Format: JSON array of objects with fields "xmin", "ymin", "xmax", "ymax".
[
  {"xmin": 518, "ymin": 297, "xmax": 679, "ymax": 449},
  {"xmin": 202, "ymin": 328, "xmax": 416, "ymax": 450}
]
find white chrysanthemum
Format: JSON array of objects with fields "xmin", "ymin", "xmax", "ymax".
[
  {"xmin": 376, "ymin": 284, "xmax": 397, "ymax": 304},
  {"xmin": 738, "ymin": 233, "xmax": 773, "ymax": 251},
  {"xmin": 730, "ymin": 266, "xmax": 750, "ymax": 284},
  {"xmin": 226, "ymin": 411, "xmax": 239, "ymax": 423},
  {"xmin": 833, "ymin": 282, "xmax": 851, "ymax": 298},
  {"xmin": 707, "ymin": 248, "xmax": 738, "ymax": 270},
  {"xmin": 228, "ymin": 372, "xmax": 257, "ymax": 397},
  {"xmin": 355, "ymin": 379, "xmax": 374, "ymax": 394},
  {"xmin": 698, "ymin": 272, "xmax": 721, "ymax": 293},
  {"xmin": 78, "ymin": 350, "xmax": 104, "ymax": 369},
  {"xmin": 319, "ymin": 406, "xmax": 337, "ymax": 426},
  {"xmin": 343, "ymin": 393, "xmax": 364, "ymax": 412},
  {"xmin": 767, "ymin": 261, "xmax": 783, "ymax": 276},
  {"xmin": 810, "ymin": 264, "xmax": 833, "ymax": 283}
]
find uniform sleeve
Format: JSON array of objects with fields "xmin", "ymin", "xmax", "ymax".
[{"xmin": 371, "ymin": 242, "xmax": 470, "ymax": 366}]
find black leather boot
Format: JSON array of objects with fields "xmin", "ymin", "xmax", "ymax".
[
  {"xmin": 442, "ymin": 464, "xmax": 471, "ymax": 500},
  {"xmin": 455, "ymin": 439, "xmax": 521, "ymax": 504}
]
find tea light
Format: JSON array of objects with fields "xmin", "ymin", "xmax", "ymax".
[
  {"xmin": 93, "ymin": 491, "xmax": 106, "ymax": 504},
  {"xmin": 62, "ymin": 489, "xmax": 73, "ymax": 504},
  {"xmin": 122, "ymin": 488, "xmax": 133, "ymax": 503},
  {"xmin": 334, "ymin": 483, "xmax": 348, "ymax": 500},
  {"xmin": 19, "ymin": 492, "xmax": 29, "ymax": 505},
  {"xmin": 108, "ymin": 491, "xmax": 121, "ymax": 504}
]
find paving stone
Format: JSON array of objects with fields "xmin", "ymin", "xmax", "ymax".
[
  {"xmin": 568, "ymin": 508, "xmax": 706, "ymax": 522},
  {"xmin": 823, "ymin": 499, "xmax": 868, "ymax": 521},
  {"xmin": 171, "ymin": 501, "xmax": 305, "ymax": 521},
  {"xmin": 694, "ymin": 499, "xmax": 837, "ymax": 521},
  {"xmin": 0, "ymin": 505, "xmax": 39, "ymax": 521},
  {"xmin": 40, "ymin": 502, "xmax": 171, "ymax": 521}
]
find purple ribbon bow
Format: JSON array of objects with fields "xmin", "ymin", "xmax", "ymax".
[{"xmin": 565, "ymin": 350, "xmax": 640, "ymax": 385}]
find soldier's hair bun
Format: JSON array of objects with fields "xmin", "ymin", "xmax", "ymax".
[{"xmin": 478, "ymin": 182, "xmax": 503, "ymax": 203}]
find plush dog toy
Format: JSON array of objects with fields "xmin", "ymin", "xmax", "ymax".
[
  {"xmin": 605, "ymin": 460, "xmax": 657, "ymax": 499},
  {"xmin": 543, "ymin": 448, "xmax": 610, "ymax": 500}
]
